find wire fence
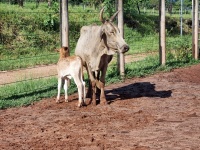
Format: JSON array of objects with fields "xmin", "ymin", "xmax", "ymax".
[{"xmin": 0, "ymin": 1, "xmax": 195, "ymax": 101}]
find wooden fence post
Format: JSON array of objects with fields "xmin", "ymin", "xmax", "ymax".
[
  {"xmin": 159, "ymin": 0, "xmax": 166, "ymax": 65},
  {"xmin": 60, "ymin": 0, "xmax": 69, "ymax": 53},
  {"xmin": 199, "ymin": 1, "xmax": 200, "ymax": 55},
  {"xmin": 117, "ymin": 0, "xmax": 125, "ymax": 81},
  {"xmin": 192, "ymin": 0, "xmax": 199, "ymax": 59}
]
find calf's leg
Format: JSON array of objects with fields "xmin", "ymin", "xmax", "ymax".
[
  {"xmin": 82, "ymin": 81, "xmax": 86, "ymax": 105},
  {"xmin": 56, "ymin": 77, "xmax": 62, "ymax": 103},
  {"xmin": 74, "ymin": 77, "xmax": 84, "ymax": 107},
  {"xmin": 63, "ymin": 79, "xmax": 69, "ymax": 102}
]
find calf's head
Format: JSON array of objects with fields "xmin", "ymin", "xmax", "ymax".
[
  {"xmin": 100, "ymin": 8, "xmax": 129, "ymax": 54},
  {"xmin": 57, "ymin": 47, "xmax": 70, "ymax": 58}
]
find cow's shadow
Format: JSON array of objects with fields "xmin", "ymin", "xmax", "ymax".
[{"xmin": 105, "ymin": 82, "xmax": 172, "ymax": 104}]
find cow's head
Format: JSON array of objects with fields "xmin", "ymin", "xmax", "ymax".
[{"xmin": 100, "ymin": 8, "xmax": 129, "ymax": 54}]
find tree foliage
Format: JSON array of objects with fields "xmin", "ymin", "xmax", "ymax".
[{"xmin": 8, "ymin": 0, "xmax": 192, "ymax": 15}]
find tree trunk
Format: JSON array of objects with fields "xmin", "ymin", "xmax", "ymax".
[
  {"xmin": 18, "ymin": 0, "xmax": 23, "ymax": 7},
  {"xmin": 36, "ymin": 0, "xmax": 40, "ymax": 8},
  {"xmin": 137, "ymin": 2, "xmax": 140, "ymax": 14},
  {"xmin": 48, "ymin": 0, "xmax": 51, "ymax": 7}
]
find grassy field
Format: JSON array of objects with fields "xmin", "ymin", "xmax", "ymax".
[
  {"xmin": 0, "ymin": 54, "xmax": 199, "ymax": 109},
  {"xmin": 0, "ymin": 2, "xmax": 198, "ymax": 109},
  {"xmin": 0, "ymin": 2, "xmax": 193, "ymax": 69}
]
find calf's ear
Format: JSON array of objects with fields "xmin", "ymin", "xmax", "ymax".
[
  {"xmin": 55, "ymin": 48, "xmax": 60, "ymax": 52},
  {"xmin": 62, "ymin": 46, "xmax": 70, "ymax": 56},
  {"xmin": 62, "ymin": 46, "xmax": 68, "ymax": 51}
]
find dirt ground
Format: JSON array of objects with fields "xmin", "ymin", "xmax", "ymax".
[{"xmin": 1, "ymin": 64, "xmax": 200, "ymax": 150}]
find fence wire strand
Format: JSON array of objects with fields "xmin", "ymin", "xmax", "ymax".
[{"xmin": 0, "ymin": 1, "xmax": 195, "ymax": 101}]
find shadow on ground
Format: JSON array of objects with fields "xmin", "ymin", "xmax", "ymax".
[{"xmin": 105, "ymin": 82, "xmax": 172, "ymax": 104}]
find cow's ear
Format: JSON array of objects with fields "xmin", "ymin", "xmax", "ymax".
[{"xmin": 100, "ymin": 28, "xmax": 105, "ymax": 39}]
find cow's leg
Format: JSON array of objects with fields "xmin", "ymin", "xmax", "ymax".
[
  {"xmin": 86, "ymin": 64, "xmax": 96, "ymax": 105},
  {"xmin": 96, "ymin": 79, "xmax": 106, "ymax": 104},
  {"xmin": 86, "ymin": 66, "xmax": 92, "ymax": 99},
  {"xmin": 56, "ymin": 77, "xmax": 62, "ymax": 103},
  {"xmin": 96, "ymin": 66, "xmax": 108, "ymax": 104},
  {"xmin": 99, "ymin": 80, "xmax": 106, "ymax": 104},
  {"xmin": 63, "ymin": 79, "xmax": 68, "ymax": 102},
  {"xmin": 96, "ymin": 71, "xmax": 101, "ymax": 96},
  {"xmin": 91, "ymin": 79, "xmax": 97, "ymax": 105}
]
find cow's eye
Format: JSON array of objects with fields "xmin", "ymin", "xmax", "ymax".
[{"xmin": 110, "ymin": 32, "xmax": 115, "ymax": 35}]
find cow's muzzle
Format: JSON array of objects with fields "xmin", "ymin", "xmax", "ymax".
[{"xmin": 121, "ymin": 45, "xmax": 129, "ymax": 53}]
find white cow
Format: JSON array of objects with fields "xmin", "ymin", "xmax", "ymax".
[{"xmin": 75, "ymin": 8, "xmax": 129, "ymax": 105}]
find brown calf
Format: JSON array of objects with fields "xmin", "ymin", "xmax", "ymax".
[{"xmin": 56, "ymin": 47, "xmax": 86, "ymax": 107}]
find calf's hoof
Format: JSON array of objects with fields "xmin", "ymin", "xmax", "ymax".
[
  {"xmin": 78, "ymin": 103, "xmax": 81, "ymax": 108},
  {"xmin": 78, "ymin": 102, "xmax": 87, "ymax": 108},
  {"xmin": 56, "ymin": 99, "xmax": 60, "ymax": 103},
  {"xmin": 78, "ymin": 102, "xmax": 84, "ymax": 108}
]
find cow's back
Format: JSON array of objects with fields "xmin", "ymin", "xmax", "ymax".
[{"xmin": 75, "ymin": 25, "xmax": 101, "ymax": 69}]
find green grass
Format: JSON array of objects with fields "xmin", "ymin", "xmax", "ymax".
[
  {"xmin": 0, "ymin": 2, "xmax": 194, "ymax": 71},
  {"xmin": 126, "ymin": 55, "xmax": 199, "ymax": 78},
  {"xmin": 1, "ymin": 54, "xmax": 199, "ymax": 109},
  {"xmin": 0, "ymin": 52, "xmax": 58, "ymax": 71},
  {"xmin": 141, "ymin": 7, "xmax": 192, "ymax": 19},
  {"xmin": 0, "ymin": 2, "xmax": 104, "ymax": 71},
  {"xmin": 0, "ymin": 73, "xmax": 86, "ymax": 109},
  {"xmin": 0, "ymin": 77, "xmax": 56, "ymax": 109},
  {"xmin": 0, "ymin": 76, "xmax": 78, "ymax": 109}
]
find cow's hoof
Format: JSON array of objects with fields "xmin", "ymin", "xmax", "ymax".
[
  {"xmin": 65, "ymin": 99, "xmax": 69, "ymax": 103},
  {"xmin": 101, "ymin": 101, "xmax": 107, "ymax": 105},
  {"xmin": 100, "ymin": 98, "xmax": 107, "ymax": 105},
  {"xmin": 82, "ymin": 102, "xmax": 87, "ymax": 107},
  {"xmin": 87, "ymin": 99, "xmax": 92, "ymax": 105},
  {"xmin": 92, "ymin": 101, "xmax": 97, "ymax": 106}
]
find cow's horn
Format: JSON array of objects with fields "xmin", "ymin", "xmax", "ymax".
[
  {"xmin": 100, "ymin": 7, "xmax": 105, "ymax": 23},
  {"xmin": 109, "ymin": 10, "xmax": 120, "ymax": 22}
]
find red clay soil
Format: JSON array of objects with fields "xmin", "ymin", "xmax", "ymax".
[{"xmin": 1, "ymin": 64, "xmax": 200, "ymax": 150}]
